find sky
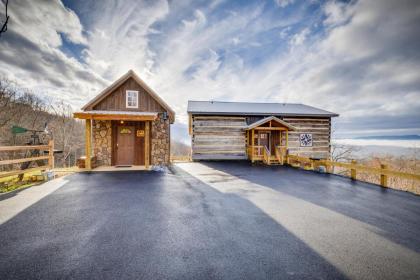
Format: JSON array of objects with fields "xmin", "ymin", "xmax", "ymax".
[{"xmin": 0, "ymin": 0, "xmax": 419, "ymax": 142}]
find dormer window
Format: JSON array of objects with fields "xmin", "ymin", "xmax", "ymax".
[{"xmin": 126, "ymin": 90, "xmax": 138, "ymax": 108}]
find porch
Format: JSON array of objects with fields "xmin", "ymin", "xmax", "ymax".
[
  {"xmin": 245, "ymin": 116, "xmax": 296, "ymax": 165},
  {"xmin": 74, "ymin": 110, "xmax": 156, "ymax": 170}
]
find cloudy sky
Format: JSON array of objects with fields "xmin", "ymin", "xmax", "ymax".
[{"xmin": 0, "ymin": 0, "xmax": 419, "ymax": 141}]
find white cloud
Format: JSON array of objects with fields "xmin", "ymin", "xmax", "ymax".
[
  {"xmin": 0, "ymin": 0, "xmax": 419, "ymax": 139},
  {"xmin": 275, "ymin": 0, "xmax": 295, "ymax": 8}
]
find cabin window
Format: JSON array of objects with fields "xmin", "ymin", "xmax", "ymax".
[{"xmin": 126, "ymin": 90, "xmax": 139, "ymax": 108}]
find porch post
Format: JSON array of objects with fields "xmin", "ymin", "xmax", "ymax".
[
  {"xmin": 85, "ymin": 118, "xmax": 92, "ymax": 170},
  {"xmin": 251, "ymin": 129, "xmax": 255, "ymax": 163},
  {"xmin": 145, "ymin": 121, "xmax": 150, "ymax": 169},
  {"xmin": 286, "ymin": 129, "xmax": 289, "ymax": 148}
]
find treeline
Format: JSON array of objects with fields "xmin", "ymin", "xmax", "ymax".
[{"xmin": 0, "ymin": 77, "xmax": 85, "ymax": 169}]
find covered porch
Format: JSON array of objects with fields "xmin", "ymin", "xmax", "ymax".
[
  {"xmin": 73, "ymin": 110, "xmax": 158, "ymax": 170},
  {"xmin": 246, "ymin": 116, "xmax": 296, "ymax": 165}
]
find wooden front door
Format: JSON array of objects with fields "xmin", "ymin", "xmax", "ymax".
[{"xmin": 116, "ymin": 126, "xmax": 135, "ymax": 165}]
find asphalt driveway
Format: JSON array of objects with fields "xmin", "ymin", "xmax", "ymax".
[{"xmin": 0, "ymin": 162, "xmax": 419, "ymax": 279}]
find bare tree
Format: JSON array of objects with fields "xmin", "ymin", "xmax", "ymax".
[
  {"xmin": 0, "ymin": 0, "xmax": 9, "ymax": 37},
  {"xmin": 331, "ymin": 143, "xmax": 360, "ymax": 162}
]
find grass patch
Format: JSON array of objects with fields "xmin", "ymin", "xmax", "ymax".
[{"xmin": 0, "ymin": 171, "xmax": 45, "ymax": 193}]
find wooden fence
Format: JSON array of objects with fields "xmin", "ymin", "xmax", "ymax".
[
  {"xmin": 170, "ymin": 155, "xmax": 192, "ymax": 162},
  {"xmin": 0, "ymin": 140, "xmax": 54, "ymax": 179},
  {"xmin": 286, "ymin": 154, "xmax": 420, "ymax": 188}
]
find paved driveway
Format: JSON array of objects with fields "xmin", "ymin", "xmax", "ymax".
[{"xmin": 0, "ymin": 162, "xmax": 419, "ymax": 279}]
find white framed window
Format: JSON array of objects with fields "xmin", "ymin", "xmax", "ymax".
[{"xmin": 126, "ymin": 90, "xmax": 139, "ymax": 108}]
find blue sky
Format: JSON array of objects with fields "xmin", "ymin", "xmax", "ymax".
[{"xmin": 0, "ymin": 0, "xmax": 419, "ymax": 142}]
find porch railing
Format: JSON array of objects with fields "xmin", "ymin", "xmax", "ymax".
[
  {"xmin": 275, "ymin": 146, "xmax": 287, "ymax": 165},
  {"xmin": 262, "ymin": 146, "xmax": 270, "ymax": 165},
  {"xmin": 247, "ymin": 145, "xmax": 263, "ymax": 162}
]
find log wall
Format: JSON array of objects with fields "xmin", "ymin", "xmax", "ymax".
[
  {"xmin": 282, "ymin": 117, "xmax": 331, "ymax": 158},
  {"xmin": 190, "ymin": 115, "xmax": 332, "ymax": 160},
  {"xmin": 191, "ymin": 116, "xmax": 247, "ymax": 160}
]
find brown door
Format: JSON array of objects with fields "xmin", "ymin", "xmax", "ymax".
[
  {"xmin": 116, "ymin": 126, "xmax": 135, "ymax": 165},
  {"xmin": 258, "ymin": 132, "xmax": 270, "ymax": 155}
]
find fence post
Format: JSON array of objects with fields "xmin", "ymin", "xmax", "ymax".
[
  {"xmin": 350, "ymin": 160, "xmax": 357, "ymax": 180},
  {"xmin": 48, "ymin": 140, "xmax": 54, "ymax": 170},
  {"xmin": 380, "ymin": 164, "xmax": 388, "ymax": 187}
]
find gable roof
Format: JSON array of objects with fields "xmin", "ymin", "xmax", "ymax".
[
  {"xmin": 246, "ymin": 116, "xmax": 297, "ymax": 130},
  {"xmin": 187, "ymin": 101, "xmax": 338, "ymax": 117},
  {"xmin": 81, "ymin": 70, "xmax": 175, "ymax": 122}
]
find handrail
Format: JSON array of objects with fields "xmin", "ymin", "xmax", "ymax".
[
  {"xmin": 263, "ymin": 146, "xmax": 270, "ymax": 165},
  {"xmin": 275, "ymin": 146, "xmax": 286, "ymax": 165}
]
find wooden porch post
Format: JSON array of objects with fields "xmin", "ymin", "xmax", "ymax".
[
  {"xmin": 251, "ymin": 129, "xmax": 255, "ymax": 163},
  {"xmin": 286, "ymin": 130, "xmax": 289, "ymax": 148},
  {"xmin": 48, "ymin": 140, "xmax": 54, "ymax": 169},
  {"xmin": 145, "ymin": 121, "xmax": 150, "ymax": 169},
  {"xmin": 85, "ymin": 119, "xmax": 92, "ymax": 170}
]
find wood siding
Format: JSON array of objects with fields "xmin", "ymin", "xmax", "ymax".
[
  {"xmin": 192, "ymin": 116, "xmax": 247, "ymax": 160},
  {"xmin": 282, "ymin": 117, "xmax": 331, "ymax": 158},
  {"xmin": 190, "ymin": 114, "xmax": 333, "ymax": 161},
  {"xmin": 90, "ymin": 77, "xmax": 165, "ymax": 113}
]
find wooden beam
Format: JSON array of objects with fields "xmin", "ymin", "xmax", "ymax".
[
  {"xmin": 0, "ymin": 145, "xmax": 49, "ymax": 152},
  {"xmin": 351, "ymin": 160, "xmax": 357, "ymax": 180},
  {"xmin": 145, "ymin": 121, "xmax": 150, "ymax": 169},
  {"xmin": 0, "ymin": 156, "xmax": 49, "ymax": 166},
  {"xmin": 85, "ymin": 119, "xmax": 92, "ymax": 170},
  {"xmin": 380, "ymin": 164, "xmax": 388, "ymax": 187},
  {"xmin": 74, "ymin": 112, "xmax": 157, "ymax": 121},
  {"xmin": 251, "ymin": 129, "xmax": 255, "ymax": 163},
  {"xmin": 48, "ymin": 140, "xmax": 54, "ymax": 169},
  {"xmin": 252, "ymin": 127, "xmax": 287, "ymax": 131}
]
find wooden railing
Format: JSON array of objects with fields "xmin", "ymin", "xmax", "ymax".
[
  {"xmin": 262, "ymin": 146, "xmax": 270, "ymax": 165},
  {"xmin": 0, "ymin": 140, "xmax": 54, "ymax": 179},
  {"xmin": 247, "ymin": 145, "xmax": 263, "ymax": 162},
  {"xmin": 170, "ymin": 155, "xmax": 192, "ymax": 162},
  {"xmin": 286, "ymin": 154, "xmax": 420, "ymax": 188},
  {"xmin": 275, "ymin": 146, "xmax": 287, "ymax": 165}
]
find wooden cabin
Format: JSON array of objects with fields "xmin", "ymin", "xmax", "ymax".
[
  {"xmin": 74, "ymin": 70, "xmax": 175, "ymax": 170},
  {"xmin": 187, "ymin": 101, "xmax": 338, "ymax": 164}
]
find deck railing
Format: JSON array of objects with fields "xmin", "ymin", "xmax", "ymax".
[
  {"xmin": 286, "ymin": 154, "xmax": 420, "ymax": 188},
  {"xmin": 262, "ymin": 146, "xmax": 270, "ymax": 165},
  {"xmin": 247, "ymin": 145, "xmax": 263, "ymax": 162},
  {"xmin": 0, "ymin": 140, "xmax": 54, "ymax": 179},
  {"xmin": 275, "ymin": 146, "xmax": 287, "ymax": 165}
]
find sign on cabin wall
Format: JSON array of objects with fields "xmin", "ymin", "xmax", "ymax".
[
  {"xmin": 300, "ymin": 133, "xmax": 313, "ymax": 147},
  {"xmin": 136, "ymin": 130, "xmax": 145, "ymax": 137},
  {"xmin": 120, "ymin": 128, "xmax": 132, "ymax": 134}
]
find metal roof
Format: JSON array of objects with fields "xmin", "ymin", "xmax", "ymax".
[{"xmin": 187, "ymin": 101, "xmax": 339, "ymax": 117}]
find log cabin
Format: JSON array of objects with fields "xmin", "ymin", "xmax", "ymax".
[
  {"xmin": 187, "ymin": 101, "xmax": 338, "ymax": 164},
  {"xmin": 74, "ymin": 70, "xmax": 174, "ymax": 170}
]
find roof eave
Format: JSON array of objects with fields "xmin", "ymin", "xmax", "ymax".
[{"xmin": 187, "ymin": 111, "xmax": 338, "ymax": 117}]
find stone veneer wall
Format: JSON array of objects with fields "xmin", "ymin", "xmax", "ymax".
[
  {"xmin": 93, "ymin": 120, "xmax": 112, "ymax": 166},
  {"xmin": 92, "ymin": 118, "xmax": 170, "ymax": 167},
  {"xmin": 151, "ymin": 116, "xmax": 170, "ymax": 166}
]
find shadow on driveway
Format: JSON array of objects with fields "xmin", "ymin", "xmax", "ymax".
[
  {"xmin": 197, "ymin": 161, "xmax": 420, "ymax": 254},
  {"xmin": 0, "ymin": 170, "xmax": 346, "ymax": 280}
]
